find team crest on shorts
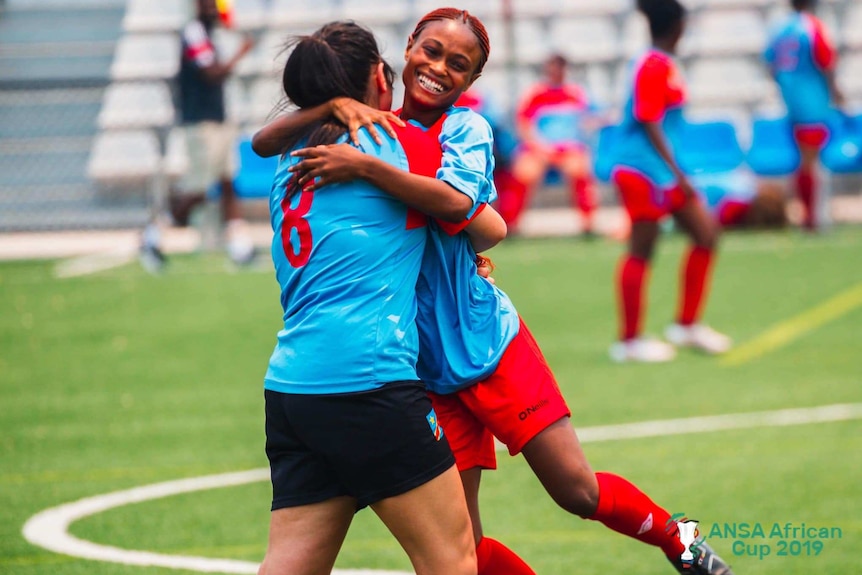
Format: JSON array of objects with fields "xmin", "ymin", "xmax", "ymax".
[{"xmin": 426, "ymin": 408, "xmax": 444, "ymax": 441}]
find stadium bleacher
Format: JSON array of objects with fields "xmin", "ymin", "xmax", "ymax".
[{"xmin": 1, "ymin": 0, "xmax": 861, "ymax": 231}]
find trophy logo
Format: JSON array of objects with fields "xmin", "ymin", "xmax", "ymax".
[{"xmin": 677, "ymin": 519, "xmax": 700, "ymax": 565}]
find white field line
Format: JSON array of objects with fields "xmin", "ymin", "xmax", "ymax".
[
  {"xmin": 22, "ymin": 403, "xmax": 862, "ymax": 574},
  {"xmin": 575, "ymin": 403, "xmax": 862, "ymax": 443},
  {"xmin": 53, "ymin": 249, "xmax": 137, "ymax": 278}
]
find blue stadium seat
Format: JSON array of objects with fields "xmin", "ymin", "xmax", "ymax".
[
  {"xmin": 677, "ymin": 119, "xmax": 745, "ymax": 175},
  {"xmin": 746, "ymin": 116, "xmax": 800, "ymax": 176},
  {"xmin": 232, "ymin": 138, "xmax": 279, "ymax": 199},
  {"xmin": 821, "ymin": 113, "xmax": 862, "ymax": 174}
]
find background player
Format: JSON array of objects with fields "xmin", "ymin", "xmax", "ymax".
[
  {"xmin": 605, "ymin": 0, "xmax": 731, "ymax": 362},
  {"xmin": 510, "ymin": 53, "xmax": 599, "ymax": 236},
  {"xmin": 764, "ymin": 0, "xmax": 845, "ymax": 231}
]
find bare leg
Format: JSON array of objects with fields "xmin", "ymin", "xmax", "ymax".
[
  {"xmin": 520, "ymin": 417, "xmax": 598, "ymax": 517},
  {"xmin": 672, "ymin": 197, "xmax": 718, "ymax": 250},
  {"xmin": 220, "ymin": 177, "xmax": 243, "ymax": 223},
  {"xmin": 460, "ymin": 467, "xmax": 485, "ymax": 544},
  {"xmin": 559, "ymin": 149, "xmax": 597, "ymax": 234},
  {"xmin": 257, "ymin": 496, "xmax": 355, "ymax": 575},
  {"xmin": 372, "ymin": 465, "xmax": 477, "ymax": 575}
]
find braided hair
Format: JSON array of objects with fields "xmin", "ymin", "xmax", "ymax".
[{"xmin": 410, "ymin": 7, "xmax": 491, "ymax": 76}]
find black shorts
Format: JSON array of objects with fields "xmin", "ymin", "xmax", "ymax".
[{"xmin": 264, "ymin": 381, "xmax": 455, "ymax": 511}]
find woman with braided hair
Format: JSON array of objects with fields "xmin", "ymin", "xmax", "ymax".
[
  {"xmin": 256, "ymin": 7, "xmax": 734, "ymax": 575},
  {"xmin": 257, "ymin": 20, "xmax": 478, "ymax": 575}
]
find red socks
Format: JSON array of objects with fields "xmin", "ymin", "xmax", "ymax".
[
  {"xmin": 476, "ymin": 536, "xmax": 536, "ymax": 575},
  {"xmin": 571, "ymin": 177, "xmax": 597, "ymax": 233},
  {"xmin": 495, "ymin": 169, "xmax": 529, "ymax": 230},
  {"xmin": 617, "ymin": 255, "xmax": 648, "ymax": 340},
  {"xmin": 796, "ymin": 167, "xmax": 816, "ymax": 229},
  {"xmin": 677, "ymin": 246, "xmax": 714, "ymax": 326},
  {"xmin": 590, "ymin": 472, "xmax": 685, "ymax": 558}
]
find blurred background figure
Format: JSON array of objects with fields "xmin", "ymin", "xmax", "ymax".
[
  {"xmin": 605, "ymin": 0, "xmax": 731, "ymax": 363},
  {"xmin": 156, "ymin": 0, "xmax": 255, "ymax": 267},
  {"xmin": 764, "ymin": 0, "xmax": 845, "ymax": 232},
  {"xmin": 692, "ymin": 170, "xmax": 789, "ymax": 230},
  {"xmin": 510, "ymin": 54, "xmax": 600, "ymax": 237},
  {"xmin": 454, "ymin": 89, "xmax": 525, "ymax": 233}
]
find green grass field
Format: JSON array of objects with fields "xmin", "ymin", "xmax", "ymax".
[{"xmin": 2, "ymin": 226, "xmax": 861, "ymax": 575}]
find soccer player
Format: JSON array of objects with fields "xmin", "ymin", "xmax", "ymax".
[
  {"xmin": 259, "ymin": 21, "xmax": 479, "ymax": 575},
  {"xmin": 764, "ymin": 0, "xmax": 844, "ymax": 231},
  {"xmin": 606, "ymin": 0, "xmax": 732, "ymax": 362},
  {"xmin": 510, "ymin": 53, "xmax": 599, "ymax": 235},
  {"xmin": 258, "ymin": 8, "xmax": 735, "ymax": 575},
  {"xmin": 692, "ymin": 170, "xmax": 788, "ymax": 229}
]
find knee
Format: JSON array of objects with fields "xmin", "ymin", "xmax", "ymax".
[
  {"xmin": 558, "ymin": 484, "xmax": 600, "ymax": 518},
  {"xmin": 629, "ymin": 237, "xmax": 656, "ymax": 261},
  {"xmin": 696, "ymin": 224, "xmax": 719, "ymax": 251},
  {"xmin": 549, "ymin": 472, "xmax": 600, "ymax": 518}
]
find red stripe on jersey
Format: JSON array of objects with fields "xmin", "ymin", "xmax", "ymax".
[
  {"xmin": 185, "ymin": 42, "xmax": 214, "ymax": 65},
  {"xmin": 517, "ymin": 84, "xmax": 589, "ymax": 122},
  {"xmin": 392, "ymin": 112, "xmax": 452, "ymax": 230},
  {"xmin": 435, "ymin": 201, "xmax": 487, "ymax": 236},
  {"xmin": 807, "ymin": 14, "xmax": 837, "ymax": 71},
  {"xmin": 393, "ymin": 120, "xmax": 445, "ymax": 230},
  {"xmin": 633, "ymin": 51, "xmax": 685, "ymax": 123},
  {"xmin": 393, "ymin": 122, "xmax": 443, "ymax": 178}
]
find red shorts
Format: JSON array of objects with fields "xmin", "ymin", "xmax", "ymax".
[
  {"xmin": 613, "ymin": 167, "xmax": 688, "ymax": 222},
  {"xmin": 428, "ymin": 318, "xmax": 571, "ymax": 471},
  {"xmin": 793, "ymin": 124, "xmax": 830, "ymax": 149},
  {"xmin": 717, "ymin": 199, "xmax": 751, "ymax": 227},
  {"xmin": 518, "ymin": 141, "xmax": 587, "ymax": 162}
]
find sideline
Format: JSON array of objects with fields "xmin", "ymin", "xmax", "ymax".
[{"xmin": 21, "ymin": 403, "xmax": 862, "ymax": 575}]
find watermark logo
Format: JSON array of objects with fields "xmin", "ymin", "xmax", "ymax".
[
  {"xmin": 666, "ymin": 512, "xmax": 703, "ymax": 567},
  {"xmin": 678, "ymin": 520, "xmax": 700, "ymax": 564},
  {"xmin": 669, "ymin": 513, "xmax": 841, "ymax": 561}
]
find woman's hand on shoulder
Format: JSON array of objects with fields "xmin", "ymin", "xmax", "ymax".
[
  {"xmin": 331, "ymin": 97, "xmax": 405, "ymax": 146},
  {"xmin": 289, "ymin": 143, "xmax": 366, "ymax": 189}
]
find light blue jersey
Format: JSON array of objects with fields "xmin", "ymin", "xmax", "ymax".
[
  {"xmin": 264, "ymin": 129, "xmax": 427, "ymax": 395},
  {"xmin": 764, "ymin": 12, "xmax": 837, "ymax": 126},
  {"xmin": 612, "ymin": 49, "xmax": 688, "ymax": 188},
  {"xmin": 410, "ymin": 106, "xmax": 520, "ymax": 394}
]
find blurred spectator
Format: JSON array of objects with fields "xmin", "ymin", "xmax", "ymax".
[
  {"xmin": 165, "ymin": 0, "xmax": 255, "ymax": 265},
  {"xmin": 510, "ymin": 54, "xmax": 600, "ymax": 236},
  {"xmin": 764, "ymin": 0, "xmax": 844, "ymax": 231},
  {"xmin": 453, "ymin": 89, "xmax": 526, "ymax": 231}
]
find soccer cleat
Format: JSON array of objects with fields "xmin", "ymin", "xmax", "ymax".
[
  {"xmin": 227, "ymin": 235, "xmax": 256, "ymax": 266},
  {"xmin": 664, "ymin": 323, "xmax": 732, "ymax": 355},
  {"xmin": 139, "ymin": 242, "xmax": 166, "ymax": 274},
  {"xmin": 609, "ymin": 337, "xmax": 676, "ymax": 363},
  {"xmin": 139, "ymin": 222, "xmax": 166, "ymax": 274},
  {"xmin": 670, "ymin": 539, "xmax": 735, "ymax": 575}
]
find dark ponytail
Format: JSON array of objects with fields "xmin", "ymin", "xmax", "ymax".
[{"xmin": 277, "ymin": 21, "xmax": 382, "ymax": 191}]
